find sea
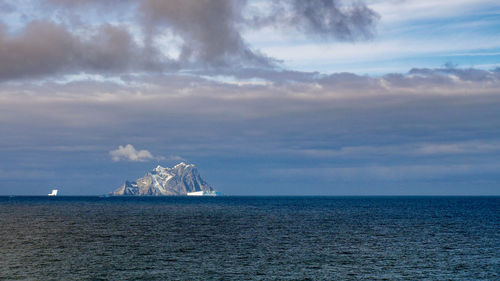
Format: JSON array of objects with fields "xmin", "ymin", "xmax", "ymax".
[{"xmin": 0, "ymin": 196, "xmax": 498, "ymax": 280}]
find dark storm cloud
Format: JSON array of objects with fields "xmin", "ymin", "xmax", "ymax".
[{"xmin": 0, "ymin": 20, "xmax": 169, "ymax": 80}]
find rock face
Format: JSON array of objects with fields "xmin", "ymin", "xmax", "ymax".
[{"xmin": 111, "ymin": 162, "xmax": 214, "ymax": 196}]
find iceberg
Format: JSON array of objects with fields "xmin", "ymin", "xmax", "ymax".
[
  {"xmin": 186, "ymin": 191, "xmax": 223, "ymax": 196},
  {"xmin": 48, "ymin": 189, "xmax": 58, "ymax": 196}
]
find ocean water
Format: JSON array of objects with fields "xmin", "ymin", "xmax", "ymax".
[{"xmin": 0, "ymin": 196, "xmax": 498, "ymax": 280}]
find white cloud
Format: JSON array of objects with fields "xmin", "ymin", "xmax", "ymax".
[
  {"xmin": 108, "ymin": 144, "xmax": 184, "ymax": 162},
  {"xmin": 109, "ymin": 144, "xmax": 155, "ymax": 162}
]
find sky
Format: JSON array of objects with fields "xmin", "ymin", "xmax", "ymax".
[{"xmin": 0, "ymin": 0, "xmax": 499, "ymax": 195}]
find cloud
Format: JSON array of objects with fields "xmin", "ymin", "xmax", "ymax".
[
  {"xmin": 415, "ymin": 142, "xmax": 500, "ymax": 155},
  {"xmin": 290, "ymin": 141, "xmax": 500, "ymax": 159},
  {"xmin": 369, "ymin": 0, "xmax": 496, "ymax": 24},
  {"xmin": 2, "ymin": 66, "xmax": 500, "ymax": 194},
  {"xmin": 139, "ymin": 0, "xmax": 276, "ymax": 68},
  {"xmin": 287, "ymin": 0, "xmax": 380, "ymax": 40},
  {"xmin": 246, "ymin": 0, "xmax": 380, "ymax": 41},
  {"xmin": 408, "ymin": 66, "xmax": 500, "ymax": 82},
  {"xmin": 109, "ymin": 144, "xmax": 155, "ymax": 162},
  {"xmin": 139, "ymin": 0, "xmax": 378, "ymax": 67},
  {"xmin": 0, "ymin": 2, "xmax": 14, "ymax": 13},
  {"xmin": 0, "ymin": 0, "xmax": 381, "ymax": 82},
  {"xmin": 2, "ymin": 1, "xmax": 500, "ymax": 195},
  {"xmin": 0, "ymin": 20, "xmax": 169, "ymax": 81},
  {"xmin": 268, "ymin": 163, "xmax": 500, "ymax": 182}
]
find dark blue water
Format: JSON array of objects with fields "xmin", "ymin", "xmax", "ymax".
[{"xmin": 0, "ymin": 196, "xmax": 498, "ymax": 280}]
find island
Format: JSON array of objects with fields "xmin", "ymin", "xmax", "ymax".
[{"xmin": 110, "ymin": 162, "xmax": 221, "ymax": 196}]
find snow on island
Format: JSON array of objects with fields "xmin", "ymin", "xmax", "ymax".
[{"xmin": 110, "ymin": 162, "xmax": 221, "ymax": 196}]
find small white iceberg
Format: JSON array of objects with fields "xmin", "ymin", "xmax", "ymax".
[
  {"xmin": 186, "ymin": 191, "xmax": 222, "ymax": 196},
  {"xmin": 48, "ymin": 189, "xmax": 58, "ymax": 196}
]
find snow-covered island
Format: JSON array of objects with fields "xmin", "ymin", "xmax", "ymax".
[{"xmin": 110, "ymin": 162, "xmax": 221, "ymax": 196}]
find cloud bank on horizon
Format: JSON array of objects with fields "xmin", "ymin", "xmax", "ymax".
[{"xmin": 0, "ymin": 0, "xmax": 499, "ymax": 195}]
